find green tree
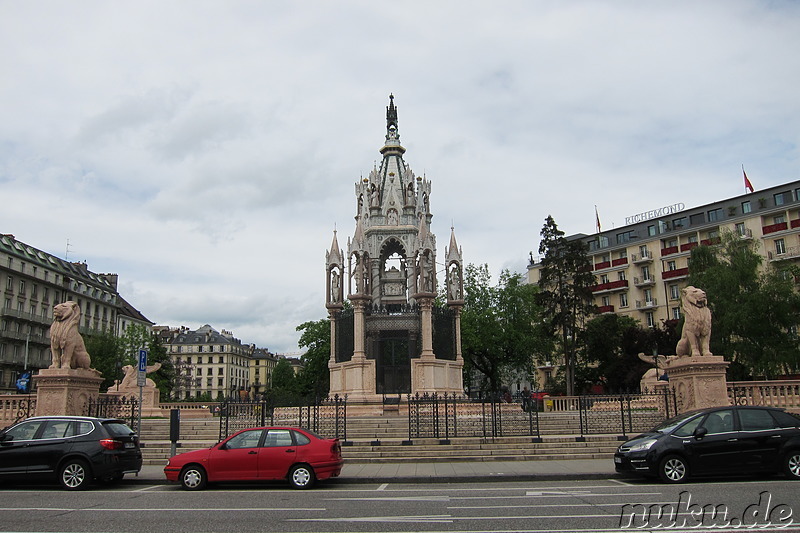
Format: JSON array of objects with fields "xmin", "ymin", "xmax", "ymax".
[
  {"xmin": 270, "ymin": 357, "xmax": 299, "ymax": 404},
  {"xmin": 582, "ymin": 315, "xmax": 678, "ymax": 392},
  {"xmin": 536, "ymin": 215, "xmax": 596, "ymax": 395},
  {"xmin": 461, "ymin": 264, "xmax": 548, "ymax": 395},
  {"xmin": 687, "ymin": 231, "xmax": 800, "ymax": 378},
  {"xmin": 295, "ymin": 318, "xmax": 331, "ymax": 400},
  {"xmin": 84, "ymin": 331, "xmax": 121, "ymax": 391}
]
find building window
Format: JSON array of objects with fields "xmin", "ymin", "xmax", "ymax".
[
  {"xmin": 735, "ymin": 222, "xmax": 746, "ymax": 236},
  {"xmin": 774, "ymin": 191, "xmax": 792, "ymax": 205},
  {"xmin": 620, "ymin": 293, "xmax": 628, "ymax": 308},
  {"xmin": 600, "ymin": 274, "xmax": 609, "ymax": 284},
  {"xmin": 707, "ymin": 208, "xmax": 723, "ymax": 222},
  {"xmin": 218, "ymin": 378, "xmax": 223, "ymax": 386},
  {"xmin": 689, "ymin": 213, "xmax": 705, "ymax": 225},
  {"xmin": 672, "ymin": 307, "xmax": 681, "ymax": 320},
  {"xmin": 670, "ymin": 284, "xmax": 680, "ymax": 300},
  {"xmin": 687, "ymin": 235, "xmax": 698, "ymax": 243},
  {"xmin": 644, "ymin": 289, "xmax": 653, "ymax": 303},
  {"xmin": 648, "ymin": 225, "xmax": 657, "ymax": 237},
  {"xmin": 672, "ymin": 217, "xmax": 687, "ymax": 229},
  {"xmin": 616, "ymin": 231, "xmax": 634, "ymax": 244},
  {"xmin": 19, "ymin": 280, "xmax": 25, "ymax": 293},
  {"xmin": 667, "ymin": 261, "xmax": 677, "ymax": 271},
  {"xmin": 646, "ymin": 312, "xmax": 655, "ymax": 328},
  {"xmin": 601, "ymin": 296, "xmax": 610, "ymax": 307},
  {"xmin": 776, "ymin": 239, "xmax": 786, "ymax": 255},
  {"xmin": 641, "ymin": 266, "xmax": 651, "ymax": 280},
  {"xmin": 617, "ymin": 271, "xmax": 626, "ymax": 281},
  {"xmin": 742, "ymin": 201, "xmax": 751, "ymax": 214}
]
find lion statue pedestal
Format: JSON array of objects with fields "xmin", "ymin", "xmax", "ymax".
[
  {"xmin": 106, "ymin": 363, "xmax": 164, "ymax": 417},
  {"xmin": 33, "ymin": 301, "xmax": 104, "ymax": 416},
  {"xmin": 662, "ymin": 287, "xmax": 731, "ymax": 413}
]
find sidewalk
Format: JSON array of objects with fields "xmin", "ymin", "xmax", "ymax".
[{"xmin": 131, "ymin": 459, "xmax": 617, "ymax": 485}]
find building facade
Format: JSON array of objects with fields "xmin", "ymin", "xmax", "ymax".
[
  {"xmin": 528, "ymin": 179, "xmax": 800, "ymax": 333},
  {"xmin": 249, "ymin": 348, "xmax": 279, "ymax": 399},
  {"xmin": 165, "ymin": 324, "xmax": 253, "ymax": 400},
  {"xmin": 0, "ymin": 233, "xmax": 143, "ymax": 393}
]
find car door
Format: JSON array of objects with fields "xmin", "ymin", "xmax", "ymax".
[
  {"xmin": 257, "ymin": 429, "xmax": 297, "ymax": 479},
  {"xmin": 25, "ymin": 419, "xmax": 74, "ymax": 475},
  {"xmin": 737, "ymin": 408, "xmax": 788, "ymax": 472},
  {"xmin": 208, "ymin": 429, "xmax": 263, "ymax": 481},
  {"xmin": 0, "ymin": 419, "xmax": 47, "ymax": 476},
  {"xmin": 684, "ymin": 409, "xmax": 741, "ymax": 475}
]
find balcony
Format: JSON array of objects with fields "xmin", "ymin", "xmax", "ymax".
[
  {"xmin": 763, "ymin": 222, "xmax": 788, "ymax": 235},
  {"xmin": 594, "ymin": 261, "xmax": 611, "ymax": 270},
  {"xmin": 738, "ymin": 228, "xmax": 753, "ymax": 239},
  {"xmin": 631, "ymin": 251, "xmax": 653, "ymax": 263},
  {"xmin": 680, "ymin": 242, "xmax": 699, "ymax": 252},
  {"xmin": 634, "ymin": 276, "xmax": 655, "ymax": 287},
  {"xmin": 611, "ymin": 257, "xmax": 629, "ymax": 267},
  {"xmin": 662, "ymin": 267, "xmax": 690, "ymax": 280},
  {"xmin": 597, "ymin": 305, "xmax": 615, "ymax": 314},
  {"xmin": 661, "ymin": 246, "xmax": 679, "ymax": 256},
  {"xmin": 701, "ymin": 237, "xmax": 721, "ymax": 246},
  {"xmin": 591, "ymin": 279, "xmax": 629, "ymax": 294},
  {"xmin": 636, "ymin": 298, "xmax": 658, "ymax": 310},
  {"xmin": 768, "ymin": 246, "xmax": 800, "ymax": 261}
]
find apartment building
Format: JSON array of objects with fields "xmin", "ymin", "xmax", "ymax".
[
  {"xmin": 527, "ymin": 179, "xmax": 800, "ymax": 332},
  {"xmin": 0, "ymin": 234, "xmax": 148, "ymax": 392},
  {"xmin": 165, "ymin": 324, "xmax": 253, "ymax": 400},
  {"xmin": 249, "ymin": 348, "xmax": 279, "ymax": 399}
]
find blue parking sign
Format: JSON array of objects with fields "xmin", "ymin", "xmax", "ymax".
[{"xmin": 138, "ymin": 349, "xmax": 147, "ymax": 372}]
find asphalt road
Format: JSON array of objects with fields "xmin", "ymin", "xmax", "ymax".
[{"xmin": 1, "ymin": 477, "xmax": 799, "ymax": 533}]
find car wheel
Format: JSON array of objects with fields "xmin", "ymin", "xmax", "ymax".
[
  {"xmin": 59, "ymin": 459, "xmax": 91, "ymax": 490},
  {"xmin": 180, "ymin": 465, "xmax": 207, "ymax": 491},
  {"xmin": 659, "ymin": 455, "xmax": 689, "ymax": 483},
  {"xmin": 289, "ymin": 464, "xmax": 315, "ymax": 489},
  {"xmin": 784, "ymin": 451, "xmax": 800, "ymax": 480}
]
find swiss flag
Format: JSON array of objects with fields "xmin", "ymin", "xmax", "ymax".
[{"xmin": 743, "ymin": 167, "xmax": 754, "ymax": 193}]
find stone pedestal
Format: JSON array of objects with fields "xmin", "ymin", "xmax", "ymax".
[
  {"xmin": 412, "ymin": 358, "xmax": 464, "ymax": 395},
  {"xmin": 32, "ymin": 368, "xmax": 104, "ymax": 416},
  {"xmin": 663, "ymin": 355, "xmax": 730, "ymax": 413},
  {"xmin": 328, "ymin": 358, "xmax": 378, "ymax": 402},
  {"xmin": 107, "ymin": 385, "xmax": 163, "ymax": 417}
]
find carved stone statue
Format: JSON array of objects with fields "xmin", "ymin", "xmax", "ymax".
[
  {"xmin": 49, "ymin": 301, "xmax": 93, "ymax": 370},
  {"xmin": 119, "ymin": 362, "xmax": 162, "ymax": 390},
  {"xmin": 675, "ymin": 286, "xmax": 713, "ymax": 357}
]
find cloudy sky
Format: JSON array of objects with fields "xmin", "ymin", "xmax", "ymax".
[{"xmin": 2, "ymin": 1, "xmax": 798, "ymax": 353}]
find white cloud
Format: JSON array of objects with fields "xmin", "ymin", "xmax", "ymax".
[{"xmin": 2, "ymin": 0, "xmax": 799, "ymax": 351}]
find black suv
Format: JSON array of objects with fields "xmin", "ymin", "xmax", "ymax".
[
  {"xmin": 614, "ymin": 406, "xmax": 800, "ymax": 483},
  {"xmin": 0, "ymin": 416, "xmax": 142, "ymax": 490}
]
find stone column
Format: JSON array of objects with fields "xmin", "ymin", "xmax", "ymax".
[
  {"xmin": 416, "ymin": 294, "xmax": 435, "ymax": 359},
  {"xmin": 33, "ymin": 368, "xmax": 104, "ymax": 417},
  {"xmin": 663, "ymin": 355, "xmax": 730, "ymax": 413}
]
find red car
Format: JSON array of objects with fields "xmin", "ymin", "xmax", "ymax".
[{"xmin": 163, "ymin": 426, "xmax": 343, "ymax": 490}]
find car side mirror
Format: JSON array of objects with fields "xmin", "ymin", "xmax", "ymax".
[
  {"xmin": 0, "ymin": 434, "xmax": 12, "ymax": 443},
  {"xmin": 693, "ymin": 427, "xmax": 708, "ymax": 440}
]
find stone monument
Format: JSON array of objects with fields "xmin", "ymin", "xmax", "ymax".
[
  {"xmin": 107, "ymin": 362, "xmax": 163, "ymax": 416},
  {"xmin": 33, "ymin": 301, "xmax": 104, "ymax": 416},
  {"xmin": 661, "ymin": 286, "xmax": 730, "ymax": 412}
]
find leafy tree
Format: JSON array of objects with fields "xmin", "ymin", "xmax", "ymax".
[
  {"xmin": 295, "ymin": 318, "xmax": 331, "ymax": 399},
  {"xmin": 582, "ymin": 315, "xmax": 678, "ymax": 392},
  {"xmin": 270, "ymin": 357, "xmax": 298, "ymax": 396},
  {"xmin": 687, "ymin": 231, "xmax": 800, "ymax": 378},
  {"xmin": 461, "ymin": 264, "xmax": 549, "ymax": 395},
  {"xmin": 84, "ymin": 331, "xmax": 121, "ymax": 391},
  {"xmin": 536, "ymin": 216, "xmax": 596, "ymax": 395}
]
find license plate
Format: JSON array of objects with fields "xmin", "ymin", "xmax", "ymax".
[
  {"xmin": 124, "ymin": 442, "xmax": 135, "ymax": 449},
  {"xmin": 614, "ymin": 457, "xmax": 622, "ymax": 464}
]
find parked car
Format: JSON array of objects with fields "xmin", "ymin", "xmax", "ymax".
[
  {"xmin": 614, "ymin": 405, "xmax": 800, "ymax": 483},
  {"xmin": 0, "ymin": 416, "xmax": 142, "ymax": 490},
  {"xmin": 164, "ymin": 426, "xmax": 343, "ymax": 490}
]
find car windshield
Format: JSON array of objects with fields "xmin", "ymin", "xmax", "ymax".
[{"xmin": 650, "ymin": 410, "xmax": 703, "ymax": 433}]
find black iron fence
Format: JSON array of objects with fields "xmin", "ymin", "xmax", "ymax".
[
  {"xmin": 407, "ymin": 389, "xmax": 678, "ymax": 441},
  {"xmin": 218, "ymin": 395, "xmax": 347, "ymax": 442},
  {"xmin": 86, "ymin": 395, "xmax": 140, "ymax": 433}
]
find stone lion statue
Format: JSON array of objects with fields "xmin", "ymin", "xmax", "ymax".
[
  {"xmin": 120, "ymin": 362, "xmax": 162, "ymax": 390},
  {"xmin": 675, "ymin": 286, "xmax": 712, "ymax": 357},
  {"xmin": 49, "ymin": 301, "xmax": 92, "ymax": 369}
]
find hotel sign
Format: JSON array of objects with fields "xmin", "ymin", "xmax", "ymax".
[{"xmin": 625, "ymin": 203, "xmax": 685, "ymax": 225}]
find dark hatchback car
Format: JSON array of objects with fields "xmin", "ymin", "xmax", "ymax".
[
  {"xmin": 0, "ymin": 416, "xmax": 142, "ymax": 490},
  {"xmin": 615, "ymin": 406, "xmax": 800, "ymax": 483}
]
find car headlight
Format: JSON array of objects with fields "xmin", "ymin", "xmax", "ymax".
[{"xmin": 627, "ymin": 439, "xmax": 657, "ymax": 453}]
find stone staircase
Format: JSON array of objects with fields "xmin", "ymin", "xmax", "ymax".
[{"xmin": 138, "ymin": 413, "xmax": 622, "ymax": 466}]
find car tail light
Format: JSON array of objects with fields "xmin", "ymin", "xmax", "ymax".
[
  {"xmin": 99, "ymin": 438, "xmax": 123, "ymax": 450},
  {"xmin": 331, "ymin": 441, "xmax": 341, "ymax": 456}
]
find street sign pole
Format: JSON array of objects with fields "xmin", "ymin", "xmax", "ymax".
[{"xmin": 137, "ymin": 349, "xmax": 147, "ymax": 431}]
